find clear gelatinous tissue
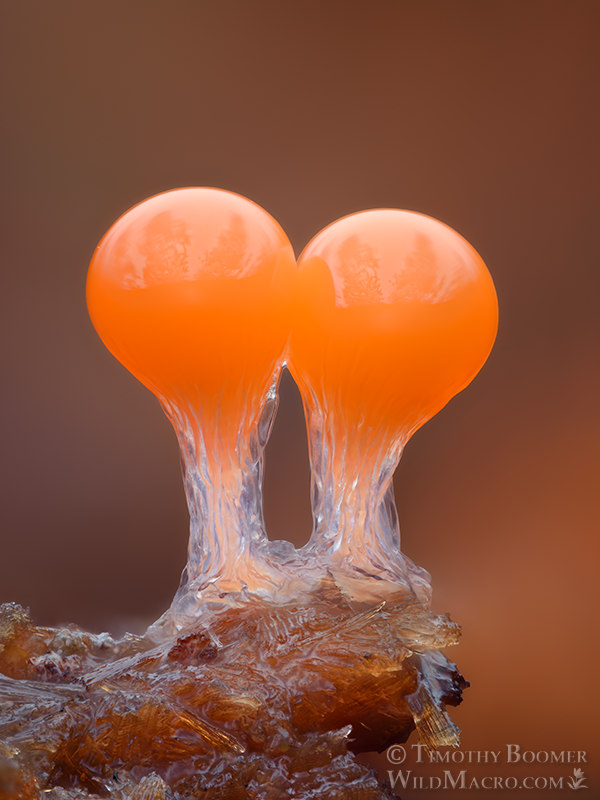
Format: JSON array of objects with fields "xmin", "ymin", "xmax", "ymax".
[{"xmin": 0, "ymin": 189, "xmax": 498, "ymax": 799}]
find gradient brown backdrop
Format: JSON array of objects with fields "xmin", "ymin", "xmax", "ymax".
[{"xmin": 1, "ymin": 2, "xmax": 598, "ymax": 798}]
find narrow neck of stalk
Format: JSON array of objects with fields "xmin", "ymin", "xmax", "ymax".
[
  {"xmin": 303, "ymin": 395, "xmax": 420, "ymax": 586},
  {"xmin": 160, "ymin": 390, "xmax": 277, "ymax": 598}
]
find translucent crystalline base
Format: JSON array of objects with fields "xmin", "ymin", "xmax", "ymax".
[{"xmin": 0, "ymin": 577, "xmax": 467, "ymax": 800}]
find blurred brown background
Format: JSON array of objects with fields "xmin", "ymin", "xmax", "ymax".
[{"xmin": 1, "ymin": 1, "xmax": 598, "ymax": 797}]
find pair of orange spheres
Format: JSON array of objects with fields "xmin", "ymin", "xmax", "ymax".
[{"xmin": 87, "ymin": 188, "xmax": 498, "ymax": 445}]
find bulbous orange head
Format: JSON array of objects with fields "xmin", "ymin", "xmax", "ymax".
[
  {"xmin": 87, "ymin": 188, "xmax": 295, "ymax": 425},
  {"xmin": 289, "ymin": 210, "xmax": 498, "ymax": 440}
]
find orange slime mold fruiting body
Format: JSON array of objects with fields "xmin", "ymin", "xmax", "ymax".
[
  {"xmin": 288, "ymin": 210, "xmax": 498, "ymax": 585},
  {"xmin": 87, "ymin": 189, "xmax": 296, "ymax": 612},
  {"xmin": 0, "ymin": 195, "xmax": 498, "ymax": 798}
]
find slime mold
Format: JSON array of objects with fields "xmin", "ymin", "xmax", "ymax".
[{"xmin": 0, "ymin": 188, "xmax": 498, "ymax": 800}]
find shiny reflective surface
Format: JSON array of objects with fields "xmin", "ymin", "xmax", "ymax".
[
  {"xmin": 290, "ymin": 210, "xmax": 498, "ymax": 440},
  {"xmin": 87, "ymin": 189, "xmax": 296, "ymax": 604},
  {"xmin": 86, "ymin": 195, "xmax": 498, "ymax": 610},
  {"xmin": 288, "ymin": 210, "xmax": 498, "ymax": 577},
  {"xmin": 87, "ymin": 188, "xmax": 295, "ymax": 444}
]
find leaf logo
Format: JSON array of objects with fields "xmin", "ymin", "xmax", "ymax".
[{"xmin": 567, "ymin": 767, "xmax": 587, "ymax": 790}]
